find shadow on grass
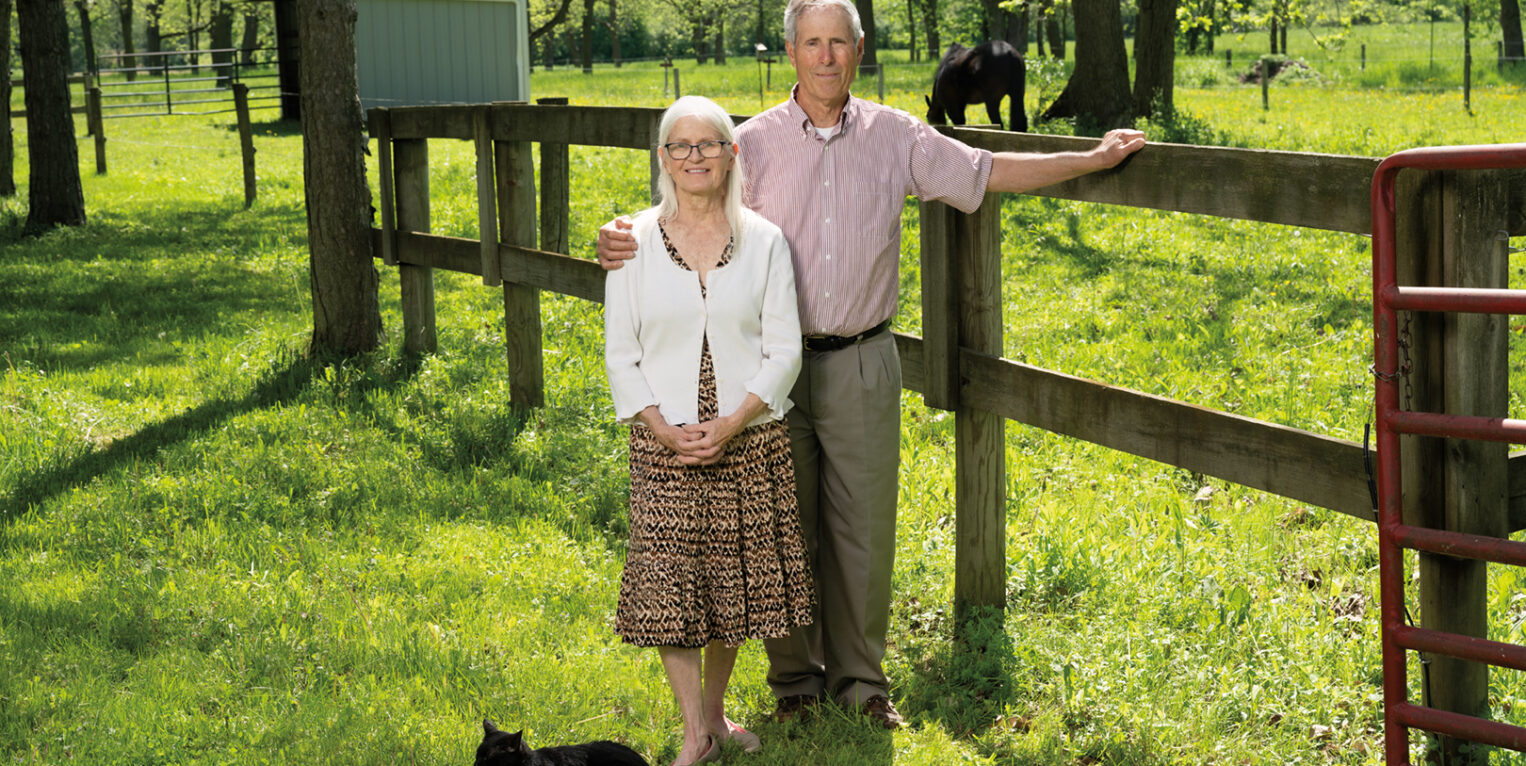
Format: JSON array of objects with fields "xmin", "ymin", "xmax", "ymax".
[
  {"xmin": 1009, "ymin": 197, "xmax": 1372, "ymax": 337},
  {"xmin": 747, "ymin": 712, "xmax": 895, "ymax": 766},
  {"xmin": 3, "ymin": 350, "xmax": 428, "ymax": 518},
  {"xmin": 897, "ymin": 605, "xmax": 1018, "ymax": 741},
  {"xmin": 234, "ymin": 117, "xmax": 303, "ymax": 138},
  {"xmin": 0, "ymin": 202, "xmax": 308, "ymax": 371},
  {"xmin": 2, "ymin": 354, "xmax": 318, "ymax": 517}
]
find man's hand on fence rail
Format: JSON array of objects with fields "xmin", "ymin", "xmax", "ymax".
[{"xmin": 598, "ymin": 216, "xmax": 638, "ymax": 271}]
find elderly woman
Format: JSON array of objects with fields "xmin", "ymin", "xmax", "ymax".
[{"xmin": 604, "ymin": 96, "xmax": 814, "ymax": 766}]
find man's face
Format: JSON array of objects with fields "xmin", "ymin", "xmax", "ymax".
[{"xmin": 785, "ymin": 7, "xmax": 862, "ymax": 111}]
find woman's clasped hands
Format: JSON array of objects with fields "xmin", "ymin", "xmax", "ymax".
[{"xmin": 639, "ymin": 407, "xmax": 744, "ymax": 466}]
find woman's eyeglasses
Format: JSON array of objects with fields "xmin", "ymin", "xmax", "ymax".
[{"xmin": 662, "ymin": 140, "xmax": 731, "ymax": 160}]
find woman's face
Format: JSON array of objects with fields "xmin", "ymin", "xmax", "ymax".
[{"xmin": 661, "ymin": 116, "xmax": 734, "ymax": 200}]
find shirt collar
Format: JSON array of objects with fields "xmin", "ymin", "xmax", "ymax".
[{"xmin": 787, "ymin": 85, "xmax": 858, "ymax": 139}]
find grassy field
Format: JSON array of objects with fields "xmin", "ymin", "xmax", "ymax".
[{"xmin": 3, "ymin": 48, "xmax": 1526, "ymax": 765}]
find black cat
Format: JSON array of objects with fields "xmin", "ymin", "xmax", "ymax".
[{"xmin": 475, "ymin": 719, "xmax": 649, "ymax": 766}]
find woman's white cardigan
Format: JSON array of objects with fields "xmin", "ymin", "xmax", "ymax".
[{"xmin": 604, "ymin": 208, "xmax": 801, "ymax": 428}]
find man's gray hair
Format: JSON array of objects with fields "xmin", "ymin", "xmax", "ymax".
[{"xmin": 784, "ymin": 0, "xmax": 864, "ymax": 44}]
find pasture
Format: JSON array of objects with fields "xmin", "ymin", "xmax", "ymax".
[{"xmin": 3, "ymin": 33, "xmax": 1526, "ymax": 765}]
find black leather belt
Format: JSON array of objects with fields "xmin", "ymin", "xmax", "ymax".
[{"xmin": 803, "ymin": 319, "xmax": 891, "ymax": 353}]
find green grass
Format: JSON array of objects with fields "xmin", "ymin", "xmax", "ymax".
[{"xmin": 3, "ymin": 52, "xmax": 1526, "ymax": 765}]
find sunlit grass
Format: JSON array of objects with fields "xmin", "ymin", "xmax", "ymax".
[{"xmin": 2, "ymin": 49, "xmax": 1524, "ymax": 765}]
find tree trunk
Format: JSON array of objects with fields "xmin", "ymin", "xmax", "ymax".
[
  {"xmin": 1035, "ymin": 0, "xmax": 1046, "ymax": 56},
  {"xmin": 75, "ymin": 0, "xmax": 96, "ymax": 74},
  {"xmin": 1042, "ymin": 0, "xmax": 1065, "ymax": 59},
  {"xmin": 0, "ymin": 0, "xmax": 14, "ymax": 198},
  {"xmin": 1012, "ymin": 2, "xmax": 1028, "ymax": 52},
  {"xmin": 1041, "ymin": 0, "xmax": 1131, "ymax": 133},
  {"xmin": 922, "ymin": 0, "xmax": 938, "ymax": 60},
  {"xmin": 211, "ymin": 2, "xmax": 234, "ymax": 86},
  {"xmin": 980, "ymin": 0, "xmax": 1024, "ymax": 50},
  {"xmin": 580, "ymin": 0, "xmax": 593, "ymax": 72},
  {"xmin": 1204, "ymin": 0, "xmax": 1214, "ymax": 53},
  {"xmin": 608, "ymin": 0, "xmax": 621, "ymax": 67},
  {"xmin": 187, "ymin": 0, "xmax": 200, "ymax": 74},
  {"xmin": 1505, "ymin": 0, "xmax": 1525, "ymax": 63},
  {"xmin": 298, "ymin": 0, "xmax": 380, "ymax": 356},
  {"xmin": 905, "ymin": 0, "xmax": 917, "ymax": 62},
  {"xmin": 1132, "ymin": 0, "xmax": 1176, "ymax": 119},
  {"xmin": 755, "ymin": 0, "xmax": 766, "ymax": 49},
  {"xmin": 856, "ymin": 0, "xmax": 876, "ymax": 66},
  {"xmin": 714, "ymin": 14, "xmax": 726, "ymax": 64},
  {"xmin": 18, "ymin": 0, "xmax": 86, "ymax": 232},
  {"xmin": 274, "ymin": 0, "xmax": 299, "ymax": 119},
  {"xmin": 692, "ymin": 21, "xmax": 708, "ymax": 64},
  {"xmin": 1269, "ymin": 16, "xmax": 1278, "ymax": 54},
  {"xmin": 544, "ymin": 38, "xmax": 554, "ymax": 69},
  {"xmin": 528, "ymin": 0, "xmax": 573, "ymax": 45},
  {"xmin": 118, "ymin": 0, "xmax": 136, "ymax": 80},
  {"xmin": 241, "ymin": 9, "xmax": 259, "ymax": 65},
  {"xmin": 145, "ymin": 1, "xmax": 162, "ymax": 70}
]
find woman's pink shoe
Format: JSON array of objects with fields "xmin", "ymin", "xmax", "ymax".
[{"xmin": 716, "ymin": 719, "xmax": 761, "ymax": 753}]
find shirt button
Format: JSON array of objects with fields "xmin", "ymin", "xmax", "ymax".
[
  {"xmin": 824, "ymin": 218, "xmax": 831, "ymax": 224},
  {"xmin": 824, "ymin": 180, "xmax": 830, "ymax": 186},
  {"xmin": 825, "ymin": 291, "xmax": 831, "ymax": 298}
]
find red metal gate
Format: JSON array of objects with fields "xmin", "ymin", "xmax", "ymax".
[{"xmin": 1371, "ymin": 143, "xmax": 1526, "ymax": 763}]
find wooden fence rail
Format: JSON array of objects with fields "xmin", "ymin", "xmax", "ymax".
[
  {"xmin": 365, "ymin": 103, "xmax": 1526, "ymax": 529},
  {"xmin": 367, "ymin": 102, "xmax": 1526, "ymax": 743}
]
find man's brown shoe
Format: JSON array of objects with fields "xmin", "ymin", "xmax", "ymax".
[
  {"xmin": 861, "ymin": 695, "xmax": 905, "ymax": 730},
  {"xmin": 773, "ymin": 694, "xmax": 820, "ymax": 723}
]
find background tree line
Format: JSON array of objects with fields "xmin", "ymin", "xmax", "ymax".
[
  {"xmin": 12, "ymin": 0, "xmax": 1522, "ymax": 75},
  {"xmin": 517, "ymin": 0, "xmax": 1521, "ymax": 70}
]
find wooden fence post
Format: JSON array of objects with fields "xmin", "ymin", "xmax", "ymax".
[
  {"xmin": 475, "ymin": 107, "xmax": 502, "ymax": 287},
  {"xmin": 953, "ymin": 196, "xmax": 1006, "ymax": 630},
  {"xmin": 394, "ymin": 137, "xmax": 436, "ymax": 356},
  {"xmin": 87, "ymin": 85, "xmax": 106, "ymax": 174},
  {"xmin": 495, "ymin": 106, "xmax": 545, "ymax": 410},
  {"xmin": 234, "ymin": 83, "xmax": 256, "ymax": 207},
  {"xmin": 648, "ymin": 112, "xmax": 663, "ymax": 207},
  {"xmin": 536, "ymin": 97, "xmax": 570, "ymax": 255},
  {"xmin": 1396, "ymin": 168, "xmax": 1511, "ymax": 764},
  {"xmin": 1463, "ymin": 4, "xmax": 1473, "ymax": 113},
  {"xmin": 918, "ymin": 200, "xmax": 959, "ymax": 412},
  {"xmin": 82, "ymin": 73, "xmax": 94, "ymax": 136}
]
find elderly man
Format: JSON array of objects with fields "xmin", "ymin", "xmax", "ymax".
[{"xmin": 599, "ymin": 0, "xmax": 1146, "ymax": 730}]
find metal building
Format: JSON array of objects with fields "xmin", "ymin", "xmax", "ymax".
[
  {"xmin": 270, "ymin": 0, "xmax": 531, "ymax": 119},
  {"xmin": 355, "ymin": 0, "xmax": 531, "ymax": 110}
]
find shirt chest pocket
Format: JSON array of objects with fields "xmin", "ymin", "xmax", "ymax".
[{"xmin": 849, "ymin": 180, "xmax": 905, "ymax": 253}]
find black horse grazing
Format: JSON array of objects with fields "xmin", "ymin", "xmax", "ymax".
[{"xmin": 925, "ymin": 41, "xmax": 1028, "ymax": 132}]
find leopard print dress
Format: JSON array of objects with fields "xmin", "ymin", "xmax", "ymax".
[{"xmin": 614, "ymin": 224, "xmax": 815, "ymax": 649}]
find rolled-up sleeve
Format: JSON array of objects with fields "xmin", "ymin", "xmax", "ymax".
[
  {"xmin": 744, "ymin": 228, "xmax": 802, "ymax": 420},
  {"xmin": 604, "ymin": 264, "xmax": 657, "ymax": 424},
  {"xmin": 908, "ymin": 120, "xmax": 993, "ymax": 214}
]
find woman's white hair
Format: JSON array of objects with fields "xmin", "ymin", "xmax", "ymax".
[
  {"xmin": 784, "ymin": 0, "xmax": 864, "ymax": 44},
  {"xmin": 654, "ymin": 95, "xmax": 746, "ymax": 246}
]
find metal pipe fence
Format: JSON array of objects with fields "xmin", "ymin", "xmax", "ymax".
[{"xmin": 93, "ymin": 47, "xmax": 289, "ymax": 119}]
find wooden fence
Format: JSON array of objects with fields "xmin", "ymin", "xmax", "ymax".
[{"xmin": 367, "ymin": 101, "xmax": 1526, "ymax": 738}]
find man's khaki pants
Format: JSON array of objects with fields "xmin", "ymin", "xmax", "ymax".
[{"xmin": 765, "ymin": 331, "xmax": 900, "ymax": 706}]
